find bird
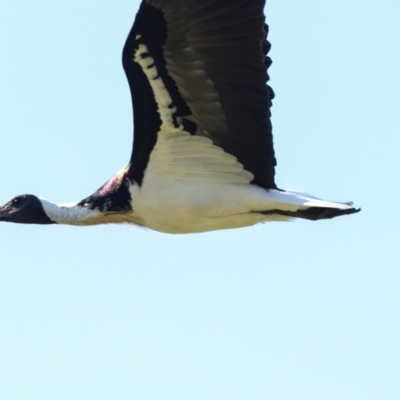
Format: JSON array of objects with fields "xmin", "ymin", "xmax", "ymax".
[{"xmin": 0, "ymin": 0, "xmax": 359, "ymax": 234}]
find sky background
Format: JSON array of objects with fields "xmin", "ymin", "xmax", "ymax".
[{"xmin": 0, "ymin": 1, "xmax": 399, "ymax": 399}]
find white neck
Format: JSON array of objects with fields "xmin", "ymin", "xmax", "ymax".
[
  {"xmin": 40, "ymin": 199, "xmax": 143, "ymax": 226},
  {"xmin": 40, "ymin": 199, "xmax": 102, "ymax": 226}
]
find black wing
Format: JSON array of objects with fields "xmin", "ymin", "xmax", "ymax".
[{"xmin": 122, "ymin": 0, "xmax": 276, "ymax": 188}]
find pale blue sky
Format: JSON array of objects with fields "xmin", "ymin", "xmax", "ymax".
[{"xmin": 0, "ymin": 1, "xmax": 399, "ymax": 399}]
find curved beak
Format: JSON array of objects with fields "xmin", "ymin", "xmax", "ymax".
[{"xmin": 0, "ymin": 203, "xmax": 14, "ymax": 222}]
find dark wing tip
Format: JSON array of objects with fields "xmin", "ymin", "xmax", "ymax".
[
  {"xmin": 297, "ymin": 206, "xmax": 361, "ymax": 221},
  {"xmin": 256, "ymin": 206, "xmax": 361, "ymax": 221}
]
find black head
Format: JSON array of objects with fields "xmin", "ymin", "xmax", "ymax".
[{"xmin": 0, "ymin": 194, "xmax": 55, "ymax": 224}]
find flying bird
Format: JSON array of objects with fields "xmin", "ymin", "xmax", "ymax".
[{"xmin": 0, "ymin": 0, "xmax": 359, "ymax": 233}]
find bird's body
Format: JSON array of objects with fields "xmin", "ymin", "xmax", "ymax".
[
  {"xmin": 0, "ymin": 0, "xmax": 359, "ymax": 232},
  {"xmin": 39, "ymin": 175, "xmax": 353, "ymax": 234}
]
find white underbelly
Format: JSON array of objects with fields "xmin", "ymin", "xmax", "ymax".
[{"xmin": 128, "ymin": 174, "xmax": 289, "ymax": 234}]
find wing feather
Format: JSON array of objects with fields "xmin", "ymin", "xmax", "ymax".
[{"xmin": 123, "ymin": 0, "xmax": 276, "ymax": 188}]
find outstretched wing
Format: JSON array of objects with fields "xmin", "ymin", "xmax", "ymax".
[{"xmin": 122, "ymin": 0, "xmax": 276, "ymax": 189}]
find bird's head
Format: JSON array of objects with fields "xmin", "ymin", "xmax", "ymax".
[{"xmin": 0, "ymin": 194, "xmax": 55, "ymax": 224}]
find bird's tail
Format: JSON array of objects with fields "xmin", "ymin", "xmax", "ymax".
[{"xmin": 254, "ymin": 189, "xmax": 360, "ymax": 221}]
